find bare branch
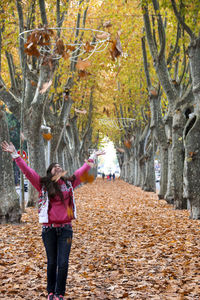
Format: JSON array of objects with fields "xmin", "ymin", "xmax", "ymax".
[
  {"xmin": 80, "ymin": 86, "xmax": 94, "ymax": 153},
  {"xmin": 15, "ymin": 0, "xmax": 25, "ymax": 68},
  {"xmin": 141, "ymin": 33, "xmax": 151, "ymax": 89},
  {"xmin": 0, "ymin": 89, "xmax": 21, "ymax": 117},
  {"xmin": 56, "ymin": 0, "xmax": 66, "ymax": 37},
  {"xmin": 167, "ymin": 23, "xmax": 181, "ymax": 65},
  {"xmin": 26, "ymin": 0, "xmax": 36, "ymax": 30},
  {"xmin": 170, "ymin": 0, "xmax": 195, "ymax": 39},
  {"xmin": 142, "ymin": 1, "xmax": 158, "ymax": 60},
  {"xmin": 39, "ymin": 0, "xmax": 48, "ymax": 25},
  {"xmin": 152, "ymin": 0, "xmax": 166, "ymax": 61},
  {"xmin": 5, "ymin": 52, "xmax": 20, "ymax": 94}
]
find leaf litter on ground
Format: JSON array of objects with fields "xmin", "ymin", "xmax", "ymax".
[{"xmin": 0, "ymin": 178, "xmax": 199, "ymax": 299}]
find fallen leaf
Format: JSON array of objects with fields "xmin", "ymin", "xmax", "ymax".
[{"xmin": 1, "ymin": 179, "xmax": 199, "ymax": 299}]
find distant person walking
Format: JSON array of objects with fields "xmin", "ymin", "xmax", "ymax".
[
  {"xmin": 1, "ymin": 140, "xmax": 105, "ymax": 300},
  {"xmin": 112, "ymin": 173, "xmax": 115, "ymax": 181}
]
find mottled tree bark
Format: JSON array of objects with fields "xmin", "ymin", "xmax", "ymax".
[{"xmin": 0, "ymin": 111, "xmax": 21, "ymax": 223}]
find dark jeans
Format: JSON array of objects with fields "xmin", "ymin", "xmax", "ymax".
[{"xmin": 42, "ymin": 225, "xmax": 73, "ymax": 296}]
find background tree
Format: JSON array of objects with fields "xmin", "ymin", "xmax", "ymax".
[{"xmin": 0, "ymin": 110, "xmax": 21, "ymax": 223}]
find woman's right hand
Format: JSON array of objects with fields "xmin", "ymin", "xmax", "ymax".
[{"xmin": 1, "ymin": 141, "xmax": 16, "ymax": 154}]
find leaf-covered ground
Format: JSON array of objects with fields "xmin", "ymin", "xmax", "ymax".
[{"xmin": 0, "ymin": 179, "xmax": 200, "ymax": 299}]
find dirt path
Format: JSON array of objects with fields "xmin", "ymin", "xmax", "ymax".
[{"xmin": 0, "ymin": 179, "xmax": 199, "ymax": 299}]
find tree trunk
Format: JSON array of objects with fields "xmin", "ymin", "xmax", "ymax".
[
  {"xmin": 0, "ymin": 111, "xmax": 21, "ymax": 223},
  {"xmin": 149, "ymin": 95, "xmax": 168, "ymax": 199},
  {"xmin": 116, "ymin": 151, "xmax": 124, "ymax": 179},
  {"xmin": 25, "ymin": 104, "xmax": 46, "ymax": 206},
  {"xmin": 23, "ymin": 64, "xmax": 55, "ymax": 206},
  {"xmin": 172, "ymin": 110, "xmax": 186, "ymax": 209},
  {"xmin": 26, "ymin": 129, "xmax": 46, "ymax": 207},
  {"xmin": 164, "ymin": 116, "xmax": 174, "ymax": 204},
  {"xmin": 129, "ymin": 158, "xmax": 135, "ymax": 184},
  {"xmin": 183, "ymin": 115, "xmax": 200, "ymax": 219},
  {"xmin": 183, "ymin": 38, "xmax": 200, "ymax": 219},
  {"xmin": 143, "ymin": 142, "xmax": 156, "ymax": 192}
]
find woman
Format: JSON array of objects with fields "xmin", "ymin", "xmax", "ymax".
[{"xmin": 1, "ymin": 141, "xmax": 104, "ymax": 300}]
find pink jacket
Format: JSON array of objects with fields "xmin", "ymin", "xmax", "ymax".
[{"xmin": 15, "ymin": 157, "xmax": 92, "ymax": 225}]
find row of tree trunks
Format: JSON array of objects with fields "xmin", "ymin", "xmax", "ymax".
[
  {"xmin": 116, "ymin": 1, "xmax": 200, "ymax": 220},
  {"xmin": 117, "ymin": 124, "xmax": 156, "ymax": 194}
]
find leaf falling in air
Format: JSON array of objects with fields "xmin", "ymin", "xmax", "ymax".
[
  {"xmin": 66, "ymin": 45, "xmax": 76, "ymax": 51},
  {"xmin": 84, "ymin": 41, "xmax": 94, "ymax": 52},
  {"xmin": 124, "ymin": 140, "xmax": 131, "ymax": 148},
  {"xmin": 103, "ymin": 20, "xmax": 112, "ymax": 28},
  {"xmin": 117, "ymin": 147, "xmax": 125, "ymax": 153},
  {"xmin": 103, "ymin": 107, "xmax": 110, "ymax": 117},
  {"xmin": 110, "ymin": 35, "xmax": 123, "ymax": 61},
  {"xmin": 42, "ymin": 132, "xmax": 53, "ymax": 141},
  {"xmin": 149, "ymin": 88, "xmax": 158, "ymax": 96},
  {"xmin": 75, "ymin": 108, "xmax": 87, "ymax": 114},
  {"xmin": 189, "ymin": 151, "xmax": 196, "ymax": 158},
  {"xmin": 30, "ymin": 80, "xmax": 37, "ymax": 86},
  {"xmin": 24, "ymin": 27, "xmax": 54, "ymax": 57},
  {"xmin": 40, "ymin": 80, "xmax": 53, "ymax": 94},
  {"xmin": 55, "ymin": 38, "xmax": 65, "ymax": 55},
  {"xmin": 76, "ymin": 59, "xmax": 91, "ymax": 71},
  {"xmin": 96, "ymin": 32, "xmax": 110, "ymax": 39},
  {"xmin": 67, "ymin": 207, "xmax": 74, "ymax": 219},
  {"xmin": 62, "ymin": 51, "xmax": 70, "ymax": 60},
  {"xmin": 78, "ymin": 70, "xmax": 91, "ymax": 78},
  {"xmin": 80, "ymin": 171, "xmax": 95, "ymax": 183},
  {"xmin": 24, "ymin": 44, "xmax": 40, "ymax": 57}
]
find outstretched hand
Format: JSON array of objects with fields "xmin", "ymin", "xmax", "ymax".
[{"xmin": 1, "ymin": 141, "xmax": 16, "ymax": 154}]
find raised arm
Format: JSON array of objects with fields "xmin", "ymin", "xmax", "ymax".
[
  {"xmin": 73, "ymin": 150, "xmax": 106, "ymax": 188},
  {"xmin": 1, "ymin": 141, "xmax": 41, "ymax": 191}
]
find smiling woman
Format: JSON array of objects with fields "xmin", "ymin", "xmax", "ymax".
[{"xmin": 1, "ymin": 140, "xmax": 105, "ymax": 300}]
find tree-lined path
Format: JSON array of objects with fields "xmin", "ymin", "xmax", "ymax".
[{"xmin": 0, "ymin": 179, "xmax": 199, "ymax": 300}]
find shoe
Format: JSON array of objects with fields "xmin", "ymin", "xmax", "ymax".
[
  {"xmin": 47, "ymin": 293, "xmax": 54, "ymax": 300},
  {"xmin": 54, "ymin": 296, "xmax": 64, "ymax": 300}
]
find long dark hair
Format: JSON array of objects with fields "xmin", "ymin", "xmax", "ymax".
[{"xmin": 40, "ymin": 163, "xmax": 76, "ymax": 204}]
